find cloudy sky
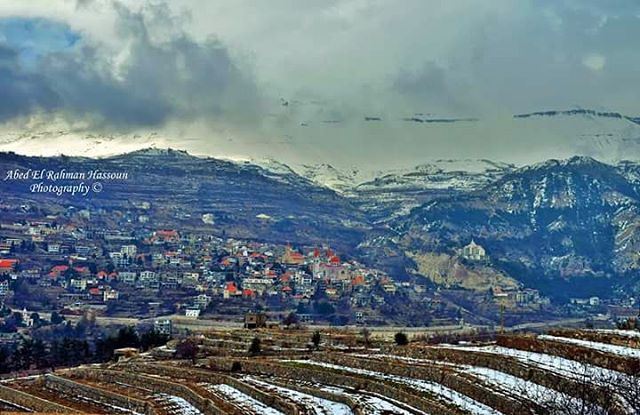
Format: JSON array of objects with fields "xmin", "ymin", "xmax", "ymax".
[{"xmin": 0, "ymin": 0, "xmax": 639, "ymax": 167}]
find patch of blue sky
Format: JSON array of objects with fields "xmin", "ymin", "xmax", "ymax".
[{"xmin": 0, "ymin": 17, "xmax": 80, "ymax": 67}]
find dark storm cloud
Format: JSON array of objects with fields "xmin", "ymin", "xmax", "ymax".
[
  {"xmin": 0, "ymin": 4, "xmax": 260, "ymax": 128},
  {"xmin": 0, "ymin": 44, "xmax": 60, "ymax": 119},
  {"xmin": 2, "ymin": 0, "xmax": 640, "ymax": 167}
]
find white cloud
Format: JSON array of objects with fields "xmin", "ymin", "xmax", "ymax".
[{"xmin": 582, "ymin": 53, "xmax": 606, "ymax": 71}]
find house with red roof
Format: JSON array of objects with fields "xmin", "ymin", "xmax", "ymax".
[
  {"xmin": 282, "ymin": 245, "xmax": 305, "ymax": 265},
  {"xmin": 0, "ymin": 259, "xmax": 18, "ymax": 274},
  {"xmin": 279, "ymin": 273, "xmax": 292, "ymax": 284},
  {"xmin": 49, "ymin": 264, "xmax": 69, "ymax": 279},
  {"xmin": 73, "ymin": 266, "xmax": 91, "ymax": 276},
  {"xmin": 152, "ymin": 229, "xmax": 180, "ymax": 244},
  {"xmin": 351, "ymin": 275, "xmax": 366, "ymax": 286},
  {"xmin": 223, "ymin": 282, "xmax": 241, "ymax": 299}
]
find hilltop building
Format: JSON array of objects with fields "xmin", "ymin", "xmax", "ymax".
[{"xmin": 461, "ymin": 240, "xmax": 487, "ymax": 261}]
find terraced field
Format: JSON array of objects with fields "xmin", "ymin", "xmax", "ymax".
[{"xmin": 0, "ymin": 328, "xmax": 639, "ymax": 414}]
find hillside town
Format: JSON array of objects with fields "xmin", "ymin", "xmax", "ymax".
[
  {"xmin": 1, "ymin": 199, "xmax": 636, "ymax": 339},
  {"xmin": 0, "ymin": 200, "xmax": 414, "ymax": 328}
]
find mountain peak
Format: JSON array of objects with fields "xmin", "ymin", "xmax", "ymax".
[
  {"xmin": 524, "ymin": 155, "xmax": 607, "ymax": 172},
  {"xmin": 564, "ymin": 155, "xmax": 601, "ymax": 166}
]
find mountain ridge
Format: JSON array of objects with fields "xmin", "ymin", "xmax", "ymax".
[{"xmin": 3, "ymin": 106, "xmax": 640, "ymax": 167}]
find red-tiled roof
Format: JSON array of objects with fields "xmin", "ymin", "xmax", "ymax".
[
  {"xmin": 352, "ymin": 275, "xmax": 365, "ymax": 285},
  {"xmin": 280, "ymin": 274, "xmax": 291, "ymax": 283},
  {"xmin": 0, "ymin": 259, "xmax": 18, "ymax": 268}
]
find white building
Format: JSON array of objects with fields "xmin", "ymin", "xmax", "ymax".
[
  {"xmin": 120, "ymin": 245, "xmax": 137, "ymax": 256},
  {"xmin": 461, "ymin": 240, "xmax": 487, "ymax": 261},
  {"xmin": 119, "ymin": 271, "xmax": 137, "ymax": 284},
  {"xmin": 202, "ymin": 213, "xmax": 215, "ymax": 225},
  {"xmin": 185, "ymin": 308, "xmax": 201, "ymax": 318},
  {"xmin": 103, "ymin": 288, "xmax": 119, "ymax": 302}
]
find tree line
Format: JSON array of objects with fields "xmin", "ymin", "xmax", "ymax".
[{"xmin": 0, "ymin": 325, "xmax": 169, "ymax": 373}]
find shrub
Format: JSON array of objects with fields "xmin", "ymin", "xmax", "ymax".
[{"xmin": 394, "ymin": 332, "xmax": 409, "ymax": 346}]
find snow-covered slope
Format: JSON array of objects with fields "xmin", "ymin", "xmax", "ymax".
[
  {"xmin": 247, "ymin": 158, "xmax": 514, "ymax": 195},
  {"xmin": 2, "ymin": 107, "xmax": 640, "ymax": 168},
  {"xmin": 0, "ymin": 130, "xmax": 171, "ymax": 158},
  {"xmin": 292, "ymin": 163, "xmax": 376, "ymax": 193},
  {"xmin": 356, "ymin": 159, "xmax": 515, "ymax": 192},
  {"xmin": 512, "ymin": 108, "xmax": 640, "ymax": 163}
]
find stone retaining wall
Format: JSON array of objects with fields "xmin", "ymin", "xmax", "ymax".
[
  {"xmin": 69, "ymin": 369, "xmax": 221, "ymax": 415},
  {"xmin": 497, "ymin": 334, "xmax": 640, "ymax": 374},
  {"xmin": 311, "ymin": 353, "xmax": 537, "ymax": 415},
  {"xmin": 547, "ymin": 329, "xmax": 640, "ymax": 349},
  {"xmin": 207, "ymin": 357, "xmax": 459, "ymax": 415},
  {"xmin": 390, "ymin": 344, "xmax": 628, "ymax": 415},
  {"xmin": 129, "ymin": 362, "xmax": 300, "ymax": 415},
  {"xmin": 43, "ymin": 374, "xmax": 153, "ymax": 414},
  {"xmin": 265, "ymin": 378, "xmax": 366, "ymax": 415},
  {"xmin": 0, "ymin": 383, "xmax": 78, "ymax": 414}
]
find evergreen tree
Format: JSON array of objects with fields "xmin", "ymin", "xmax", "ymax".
[
  {"xmin": 0, "ymin": 347, "xmax": 10, "ymax": 373},
  {"xmin": 50, "ymin": 312, "xmax": 65, "ymax": 325},
  {"xmin": 115, "ymin": 326, "xmax": 140, "ymax": 349},
  {"xmin": 14, "ymin": 338, "xmax": 34, "ymax": 369},
  {"xmin": 248, "ymin": 337, "xmax": 261, "ymax": 356},
  {"xmin": 140, "ymin": 329, "xmax": 170, "ymax": 351},
  {"xmin": 32, "ymin": 339, "xmax": 47, "ymax": 369},
  {"xmin": 311, "ymin": 331, "xmax": 321, "ymax": 349}
]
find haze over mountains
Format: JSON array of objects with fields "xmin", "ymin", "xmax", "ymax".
[{"xmin": 2, "ymin": 108, "xmax": 640, "ymax": 170}]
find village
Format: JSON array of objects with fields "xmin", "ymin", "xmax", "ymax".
[
  {"xmin": 0, "ymin": 198, "xmax": 634, "ymax": 343},
  {"xmin": 0, "ymin": 200, "xmax": 418, "ymax": 331}
]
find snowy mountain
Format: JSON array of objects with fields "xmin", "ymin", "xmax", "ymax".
[
  {"xmin": 511, "ymin": 108, "xmax": 640, "ymax": 163},
  {"xmin": 386, "ymin": 155, "xmax": 640, "ymax": 299},
  {"xmin": 292, "ymin": 163, "xmax": 373, "ymax": 193},
  {"xmin": 249, "ymin": 158, "xmax": 514, "ymax": 194},
  {"xmin": 0, "ymin": 130, "xmax": 173, "ymax": 158},
  {"xmin": 356, "ymin": 159, "xmax": 515, "ymax": 192},
  {"xmin": 2, "ymin": 108, "xmax": 640, "ymax": 167}
]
